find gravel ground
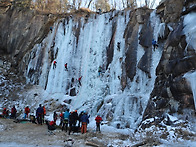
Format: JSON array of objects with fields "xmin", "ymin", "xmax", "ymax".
[{"xmin": 0, "ymin": 118, "xmax": 128, "ymax": 147}]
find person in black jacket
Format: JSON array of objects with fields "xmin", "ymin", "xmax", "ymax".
[
  {"xmin": 68, "ymin": 111, "xmax": 74, "ymax": 135},
  {"xmin": 78, "ymin": 111, "xmax": 84, "ymax": 128},
  {"xmin": 11, "ymin": 105, "xmax": 17, "ymax": 119},
  {"xmin": 72, "ymin": 110, "xmax": 78, "ymax": 126}
]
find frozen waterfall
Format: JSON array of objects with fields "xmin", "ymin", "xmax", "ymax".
[{"xmin": 25, "ymin": 10, "xmax": 163, "ymax": 129}]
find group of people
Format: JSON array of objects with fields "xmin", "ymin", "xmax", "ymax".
[
  {"xmin": 1, "ymin": 104, "xmax": 103, "ymax": 135},
  {"xmin": 1, "ymin": 105, "xmax": 17, "ymax": 119},
  {"xmin": 56, "ymin": 108, "xmax": 103, "ymax": 134},
  {"xmin": 35, "ymin": 104, "xmax": 46, "ymax": 125},
  {"xmin": 58, "ymin": 109, "xmax": 90, "ymax": 134},
  {"xmin": 53, "ymin": 61, "xmax": 68, "ymax": 71}
]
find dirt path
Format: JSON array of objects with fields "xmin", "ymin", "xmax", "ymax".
[{"xmin": 0, "ymin": 119, "xmax": 128, "ymax": 147}]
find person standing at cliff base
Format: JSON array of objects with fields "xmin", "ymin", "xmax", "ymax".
[
  {"xmin": 95, "ymin": 114, "xmax": 103, "ymax": 132},
  {"xmin": 11, "ymin": 105, "xmax": 17, "ymax": 119},
  {"xmin": 81, "ymin": 111, "xmax": 89, "ymax": 134},
  {"xmin": 24, "ymin": 106, "xmax": 30, "ymax": 119},
  {"xmin": 36, "ymin": 104, "xmax": 44, "ymax": 125}
]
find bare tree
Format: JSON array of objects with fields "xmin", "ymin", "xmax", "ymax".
[
  {"xmin": 149, "ymin": 0, "xmax": 156, "ymax": 8},
  {"xmin": 122, "ymin": 0, "xmax": 125, "ymax": 9},
  {"xmin": 126, "ymin": 0, "xmax": 137, "ymax": 9},
  {"xmin": 78, "ymin": 0, "xmax": 82, "ymax": 9},
  {"xmin": 95, "ymin": 0, "xmax": 110, "ymax": 12},
  {"xmin": 87, "ymin": 0, "xmax": 93, "ymax": 8}
]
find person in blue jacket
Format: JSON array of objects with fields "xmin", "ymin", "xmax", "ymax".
[
  {"xmin": 81, "ymin": 111, "xmax": 89, "ymax": 134},
  {"xmin": 62, "ymin": 109, "xmax": 70, "ymax": 132},
  {"xmin": 36, "ymin": 104, "xmax": 44, "ymax": 125},
  {"xmin": 152, "ymin": 39, "xmax": 158, "ymax": 50}
]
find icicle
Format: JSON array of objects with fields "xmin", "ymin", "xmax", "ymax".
[
  {"xmin": 183, "ymin": 12, "xmax": 196, "ymax": 52},
  {"xmin": 184, "ymin": 71, "xmax": 196, "ymax": 111},
  {"xmin": 184, "ymin": 33, "xmax": 193, "ymax": 56},
  {"xmin": 158, "ymin": 23, "xmax": 166, "ymax": 39}
]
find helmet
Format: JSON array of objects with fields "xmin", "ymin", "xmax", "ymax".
[
  {"xmin": 97, "ymin": 113, "xmax": 100, "ymax": 116},
  {"xmin": 4, "ymin": 108, "xmax": 6, "ymax": 110}
]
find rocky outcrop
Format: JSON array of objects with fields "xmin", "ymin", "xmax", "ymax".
[
  {"xmin": 156, "ymin": 0, "xmax": 184, "ymax": 23},
  {"xmin": 0, "ymin": 3, "xmax": 57, "ymax": 70},
  {"xmin": 144, "ymin": 0, "xmax": 196, "ymax": 120},
  {"xmin": 124, "ymin": 8, "xmax": 153, "ymax": 80}
]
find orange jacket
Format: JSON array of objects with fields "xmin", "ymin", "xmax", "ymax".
[{"xmin": 43, "ymin": 106, "xmax": 46, "ymax": 115}]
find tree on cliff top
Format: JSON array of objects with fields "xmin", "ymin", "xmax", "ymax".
[
  {"xmin": 32, "ymin": 0, "xmax": 69, "ymax": 13},
  {"xmin": 95, "ymin": 0, "xmax": 110, "ymax": 12}
]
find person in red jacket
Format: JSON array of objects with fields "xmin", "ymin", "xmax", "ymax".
[
  {"xmin": 2, "ymin": 108, "xmax": 7, "ymax": 118},
  {"xmin": 47, "ymin": 120, "xmax": 56, "ymax": 132},
  {"xmin": 59, "ymin": 112, "xmax": 64, "ymax": 127},
  {"xmin": 24, "ymin": 106, "xmax": 30, "ymax": 118},
  {"xmin": 95, "ymin": 114, "xmax": 103, "ymax": 132},
  {"xmin": 53, "ymin": 60, "xmax": 57, "ymax": 69},
  {"xmin": 64, "ymin": 63, "xmax": 68, "ymax": 71},
  {"xmin": 78, "ymin": 76, "xmax": 82, "ymax": 86}
]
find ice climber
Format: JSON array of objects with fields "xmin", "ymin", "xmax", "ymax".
[
  {"xmin": 64, "ymin": 63, "xmax": 68, "ymax": 71},
  {"xmin": 53, "ymin": 60, "xmax": 57, "ymax": 69},
  {"xmin": 78, "ymin": 76, "xmax": 82, "ymax": 86},
  {"xmin": 98, "ymin": 66, "xmax": 102, "ymax": 77},
  {"xmin": 36, "ymin": 104, "xmax": 44, "ymax": 125},
  {"xmin": 50, "ymin": 26, "xmax": 53, "ymax": 33},
  {"xmin": 152, "ymin": 39, "xmax": 158, "ymax": 50},
  {"xmin": 95, "ymin": 114, "xmax": 103, "ymax": 132}
]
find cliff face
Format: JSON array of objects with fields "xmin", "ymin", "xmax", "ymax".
[
  {"xmin": 0, "ymin": 2, "xmax": 57, "ymax": 68},
  {"xmin": 0, "ymin": 0, "xmax": 196, "ymax": 129},
  {"xmin": 144, "ymin": 0, "xmax": 196, "ymax": 119}
]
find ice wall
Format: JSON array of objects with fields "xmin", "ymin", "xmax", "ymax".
[
  {"xmin": 183, "ymin": 12, "xmax": 196, "ymax": 52},
  {"xmin": 25, "ymin": 10, "xmax": 163, "ymax": 129}
]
